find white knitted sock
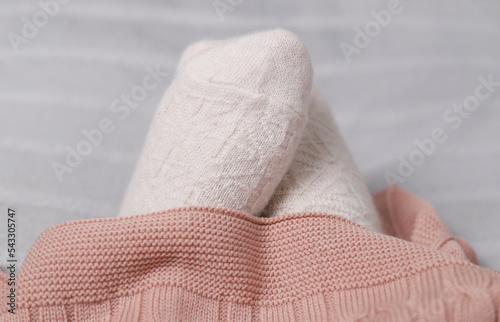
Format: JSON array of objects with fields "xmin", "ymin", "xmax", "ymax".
[
  {"xmin": 263, "ymin": 87, "xmax": 383, "ymax": 233},
  {"xmin": 119, "ymin": 29, "xmax": 313, "ymax": 217}
]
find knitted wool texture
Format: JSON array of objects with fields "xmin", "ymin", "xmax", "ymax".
[
  {"xmin": 5, "ymin": 30, "xmax": 497, "ymax": 320},
  {"xmin": 119, "ymin": 29, "xmax": 313, "ymax": 217},
  {"xmin": 263, "ymin": 87, "xmax": 382, "ymax": 232},
  {"xmin": 1, "ymin": 185, "xmax": 499, "ymax": 321},
  {"xmin": 119, "ymin": 29, "xmax": 383, "ymax": 233}
]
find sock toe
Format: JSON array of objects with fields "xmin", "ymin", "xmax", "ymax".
[
  {"xmin": 186, "ymin": 29, "xmax": 313, "ymax": 117},
  {"xmin": 120, "ymin": 29, "xmax": 313, "ymax": 217},
  {"xmin": 178, "ymin": 40, "xmax": 223, "ymax": 67}
]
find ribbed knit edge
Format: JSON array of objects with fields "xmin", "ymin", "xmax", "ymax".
[
  {"xmin": 1, "ymin": 185, "xmax": 499, "ymax": 321},
  {"xmin": 1, "ymin": 265, "xmax": 499, "ymax": 321}
]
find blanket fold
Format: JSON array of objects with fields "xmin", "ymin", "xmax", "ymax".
[{"xmin": 1, "ymin": 185, "xmax": 499, "ymax": 321}]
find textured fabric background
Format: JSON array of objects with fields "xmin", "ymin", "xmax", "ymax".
[{"xmin": 0, "ymin": 0, "xmax": 499, "ymax": 273}]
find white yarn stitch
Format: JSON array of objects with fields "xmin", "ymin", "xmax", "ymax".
[{"xmin": 119, "ymin": 29, "xmax": 313, "ymax": 217}]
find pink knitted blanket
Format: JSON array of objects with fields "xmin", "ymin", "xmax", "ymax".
[{"xmin": 1, "ymin": 185, "xmax": 499, "ymax": 321}]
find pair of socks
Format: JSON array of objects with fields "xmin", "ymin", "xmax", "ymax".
[{"xmin": 119, "ymin": 29, "xmax": 382, "ymax": 233}]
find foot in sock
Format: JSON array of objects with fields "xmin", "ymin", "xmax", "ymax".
[
  {"xmin": 263, "ymin": 87, "xmax": 383, "ymax": 233},
  {"xmin": 119, "ymin": 29, "xmax": 313, "ymax": 217},
  {"xmin": 177, "ymin": 39, "xmax": 382, "ymax": 232}
]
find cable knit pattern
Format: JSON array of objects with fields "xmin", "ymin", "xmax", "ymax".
[
  {"xmin": 119, "ymin": 30, "xmax": 383, "ymax": 234},
  {"xmin": 263, "ymin": 87, "xmax": 382, "ymax": 233},
  {"xmin": 119, "ymin": 29, "xmax": 313, "ymax": 217},
  {"xmin": 1, "ymin": 185, "xmax": 499, "ymax": 321}
]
